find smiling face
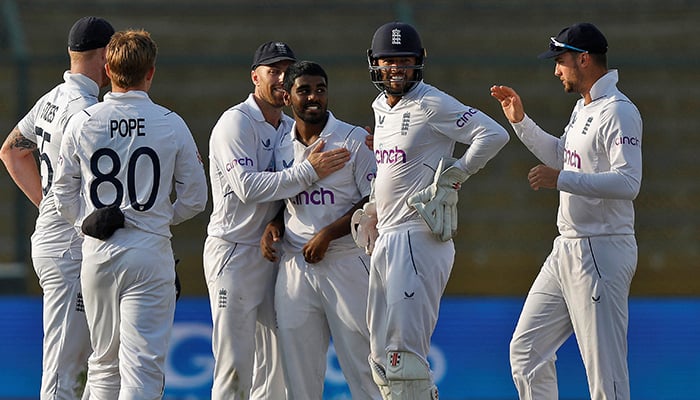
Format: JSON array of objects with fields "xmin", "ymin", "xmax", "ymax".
[
  {"xmin": 286, "ymin": 74, "xmax": 328, "ymax": 125},
  {"xmin": 376, "ymin": 56, "xmax": 418, "ymax": 96},
  {"xmin": 252, "ymin": 60, "xmax": 294, "ymax": 108}
]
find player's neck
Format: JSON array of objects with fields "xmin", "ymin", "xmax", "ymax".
[
  {"xmin": 294, "ymin": 118, "xmax": 327, "ymax": 146},
  {"xmin": 385, "ymin": 93, "xmax": 402, "ymax": 108},
  {"xmin": 254, "ymin": 97, "xmax": 284, "ymax": 129}
]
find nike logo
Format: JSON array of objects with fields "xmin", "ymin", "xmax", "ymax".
[
  {"xmin": 591, "ymin": 295, "xmax": 601, "ymax": 303},
  {"xmin": 404, "ymin": 291, "xmax": 415, "ymax": 298}
]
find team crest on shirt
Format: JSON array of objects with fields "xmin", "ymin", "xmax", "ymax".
[
  {"xmin": 75, "ymin": 292, "xmax": 85, "ymax": 313},
  {"xmin": 401, "ymin": 112, "xmax": 410, "ymax": 135},
  {"xmin": 218, "ymin": 288, "xmax": 227, "ymax": 308},
  {"xmin": 581, "ymin": 116, "xmax": 593, "ymax": 135}
]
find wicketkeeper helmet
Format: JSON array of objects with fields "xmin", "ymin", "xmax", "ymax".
[{"xmin": 367, "ymin": 21, "xmax": 426, "ymax": 95}]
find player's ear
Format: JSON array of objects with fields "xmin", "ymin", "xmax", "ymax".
[
  {"xmin": 283, "ymin": 90, "xmax": 291, "ymax": 106},
  {"xmin": 145, "ymin": 65, "xmax": 156, "ymax": 82},
  {"xmin": 251, "ymin": 68, "xmax": 259, "ymax": 86}
]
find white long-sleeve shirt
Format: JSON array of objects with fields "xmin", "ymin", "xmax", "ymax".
[
  {"xmin": 371, "ymin": 81, "xmax": 509, "ymax": 230},
  {"xmin": 54, "ymin": 90, "xmax": 208, "ymax": 245},
  {"xmin": 276, "ymin": 111, "xmax": 376, "ymax": 254},
  {"xmin": 511, "ymin": 70, "xmax": 643, "ymax": 237},
  {"xmin": 206, "ymin": 94, "xmax": 322, "ymax": 245},
  {"xmin": 17, "ymin": 71, "xmax": 99, "ymax": 258}
]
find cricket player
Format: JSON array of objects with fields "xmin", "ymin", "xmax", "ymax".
[
  {"xmin": 0, "ymin": 16, "xmax": 114, "ymax": 399},
  {"xmin": 259, "ymin": 60, "xmax": 380, "ymax": 399},
  {"xmin": 361, "ymin": 22, "xmax": 509, "ymax": 399},
  {"xmin": 204, "ymin": 42, "xmax": 350, "ymax": 399},
  {"xmin": 53, "ymin": 29, "xmax": 208, "ymax": 399},
  {"xmin": 491, "ymin": 22, "xmax": 642, "ymax": 399}
]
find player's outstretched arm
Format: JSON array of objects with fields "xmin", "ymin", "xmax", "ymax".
[{"xmin": 0, "ymin": 127, "xmax": 42, "ymax": 207}]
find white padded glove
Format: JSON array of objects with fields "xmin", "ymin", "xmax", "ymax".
[
  {"xmin": 407, "ymin": 157, "xmax": 469, "ymax": 241},
  {"xmin": 351, "ymin": 179, "xmax": 378, "ymax": 255}
]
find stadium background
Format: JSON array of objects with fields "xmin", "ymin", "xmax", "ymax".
[{"xmin": 1, "ymin": 0, "xmax": 698, "ymax": 399}]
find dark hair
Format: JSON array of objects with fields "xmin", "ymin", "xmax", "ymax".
[
  {"xmin": 283, "ymin": 60, "xmax": 328, "ymax": 92},
  {"xmin": 589, "ymin": 52, "xmax": 608, "ymax": 69}
]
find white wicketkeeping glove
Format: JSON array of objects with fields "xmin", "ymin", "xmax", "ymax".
[
  {"xmin": 351, "ymin": 180, "xmax": 378, "ymax": 255},
  {"xmin": 407, "ymin": 157, "xmax": 469, "ymax": 241}
]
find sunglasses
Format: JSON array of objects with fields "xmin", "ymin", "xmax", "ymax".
[{"xmin": 549, "ymin": 37, "xmax": 588, "ymax": 53}]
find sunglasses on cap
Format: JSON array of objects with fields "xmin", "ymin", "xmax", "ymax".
[{"xmin": 549, "ymin": 37, "xmax": 588, "ymax": 54}]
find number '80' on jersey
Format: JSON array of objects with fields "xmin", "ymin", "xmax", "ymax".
[{"xmin": 53, "ymin": 90, "xmax": 208, "ymax": 239}]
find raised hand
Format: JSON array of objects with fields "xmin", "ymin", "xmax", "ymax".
[{"xmin": 490, "ymin": 85, "xmax": 525, "ymax": 124}]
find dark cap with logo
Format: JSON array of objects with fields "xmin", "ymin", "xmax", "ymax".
[
  {"xmin": 68, "ymin": 16, "xmax": 115, "ymax": 52},
  {"xmin": 538, "ymin": 22, "xmax": 608, "ymax": 59},
  {"xmin": 251, "ymin": 41, "xmax": 296, "ymax": 70}
]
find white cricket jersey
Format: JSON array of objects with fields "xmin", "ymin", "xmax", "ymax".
[
  {"xmin": 276, "ymin": 112, "xmax": 376, "ymax": 253},
  {"xmin": 371, "ymin": 81, "xmax": 509, "ymax": 230},
  {"xmin": 16, "ymin": 71, "xmax": 100, "ymax": 258},
  {"xmin": 54, "ymin": 90, "xmax": 208, "ymax": 246},
  {"xmin": 511, "ymin": 70, "xmax": 642, "ymax": 237},
  {"xmin": 207, "ymin": 94, "xmax": 322, "ymax": 245}
]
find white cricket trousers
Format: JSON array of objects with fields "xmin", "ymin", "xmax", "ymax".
[
  {"xmin": 510, "ymin": 235, "xmax": 637, "ymax": 400},
  {"xmin": 81, "ymin": 237, "xmax": 176, "ymax": 400},
  {"xmin": 203, "ymin": 236, "xmax": 286, "ymax": 400},
  {"xmin": 275, "ymin": 250, "xmax": 381, "ymax": 400},
  {"xmin": 34, "ymin": 254, "xmax": 91, "ymax": 400},
  {"xmin": 367, "ymin": 223, "xmax": 454, "ymax": 382}
]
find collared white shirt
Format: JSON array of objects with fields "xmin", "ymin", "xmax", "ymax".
[
  {"xmin": 54, "ymin": 90, "xmax": 208, "ymax": 247},
  {"xmin": 371, "ymin": 81, "xmax": 509, "ymax": 230},
  {"xmin": 512, "ymin": 70, "xmax": 643, "ymax": 237},
  {"xmin": 207, "ymin": 94, "xmax": 320, "ymax": 245},
  {"xmin": 276, "ymin": 111, "xmax": 376, "ymax": 253},
  {"xmin": 17, "ymin": 71, "xmax": 99, "ymax": 258}
]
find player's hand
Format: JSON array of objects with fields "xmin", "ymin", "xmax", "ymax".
[
  {"xmin": 261, "ymin": 220, "xmax": 284, "ymax": 262},
  {"xmin": 407, "ymin": 158, "xmax": 468, "ymax": 241},
  {"xmin": 528, "ymin": 164, "xmax": 560, "ymax": 191},
  {"xmin": 306, "ymin": 140, "xmax": 351, "ymax": 179},
  {"xmin": 490, "ymin": 85, "xmax": 525, "ymax": 124},
  {"xmin": 303, "ymin": 230, "xmax": 331, "ymax": 264},
  {"xmin": 364, "ymin": 125, "xmax": 374, "ymax": 151}
]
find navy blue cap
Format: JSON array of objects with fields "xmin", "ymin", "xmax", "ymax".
[
  {"xmin": 538, "ymin": 22, "xmax": 608, "ymax": 59},
  {"xmin": 68, "ymin": 16, "xmax": 115, "ymax": 52}
]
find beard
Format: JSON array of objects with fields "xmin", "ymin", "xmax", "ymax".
[{"xmin": 295, "ymin": 105, "xmax": 327, "ymax": 124}]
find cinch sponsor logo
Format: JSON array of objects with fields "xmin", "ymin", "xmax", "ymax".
[
  {"xmin": 455, "ymin": 108, "xmax": 479, "ymax": 128},
  {"xmin": 564, "ymin": 148, "xmax": 582, "ymax": 169},
  {"xmin": 225, "ymin": 157, "xmax": 254, "ymax": 171},
  {"xmin": 292, "ymin": 187, "xmax": 336, "ymax": 205},
  {"xmin": 375, "ymin": 146, "xmax": 406, "ymax": 164},
  {"xmin": 614, "ymin": 135, "xmax": 640, "ymax": 146}
]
